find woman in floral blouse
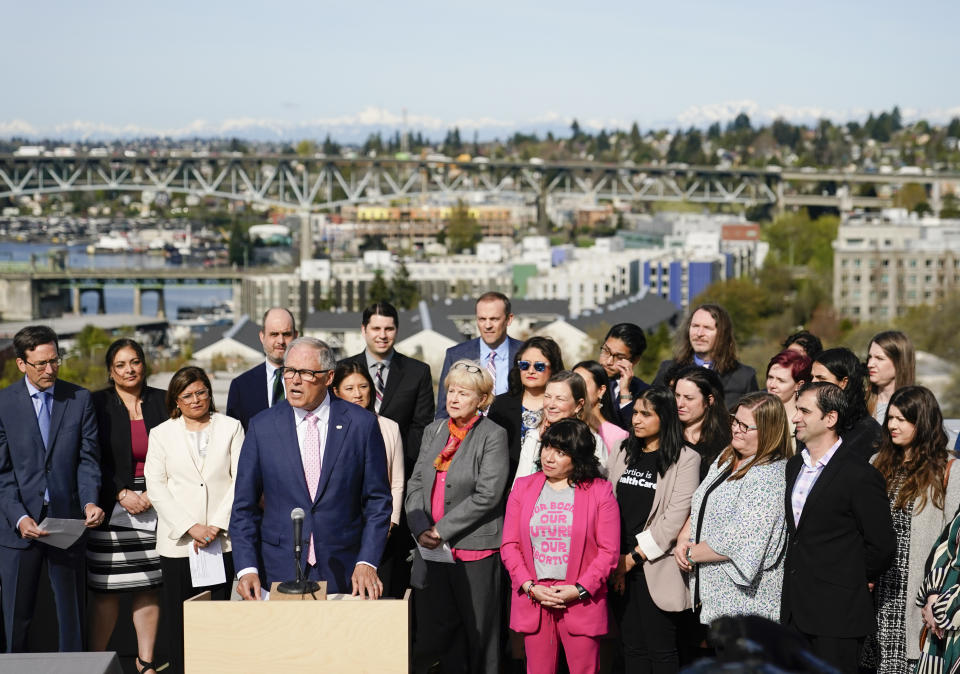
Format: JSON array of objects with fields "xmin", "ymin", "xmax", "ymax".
[{"xmin": 674, "ymin": 391, "xmax": 792, "ymax": 625}]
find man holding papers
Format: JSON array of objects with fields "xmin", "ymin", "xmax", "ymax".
[
  {"xmin": 231, "ymin": 337, "xmax": 392, "ymax": 600},
  {"xmin": 0, "ymin": 325, "xmax": 104, "ymax": 652}
]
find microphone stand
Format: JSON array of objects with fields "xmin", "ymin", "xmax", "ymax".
[{"xmin": 277, "ymin": 518, "xmax": 320, "ymax": 595}]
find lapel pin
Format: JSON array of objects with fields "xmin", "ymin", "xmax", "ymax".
[{"xmin": 335, "ymin": 425, "xmax": 342, "ymax": 430}]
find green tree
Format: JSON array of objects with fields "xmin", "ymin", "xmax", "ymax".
[
  {"xmin": 637, "ymin": 322, "xmax": 672, "ymax": 381},
  {"xmin": 894, "ymin": 183, "xmax": 929, "ymax": 212},
  {"xmin": 391, "ymin": 260, "xmax": 419, "ymax": 309},
  {"xmin": 367, "ymin": 270, "xmax": 392, "ymax": 305},
  {"xmin": 445, "ymin": 200, "xmax": 482, "ymax": 253},
  {"xmin": 295, "ymin": 140, "xmax": 316, "ymax": 157},
  {"xmin": 228, "ymin": 219, "xmax": 250, "ymax": 267},
  {"xmin": 762, "ymin": 210, "xmax": 839, "ymax": 275}
]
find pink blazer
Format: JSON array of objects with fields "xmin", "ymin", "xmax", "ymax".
[{"xmin": 500, "ymin": 473, "xmax": 620, "ymax": 636}]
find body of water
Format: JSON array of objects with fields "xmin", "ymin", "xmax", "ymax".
[{"xmin": 0, "ymin": 242, "xmax": 234, "ymax": 319}]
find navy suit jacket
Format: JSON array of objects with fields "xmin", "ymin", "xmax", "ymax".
[
  {"xmin": 0, "ymin": 378, "xmax": 101, "ymax": 550},
  {"xmin": 606, "ymin": 375, "xmax": 650, "ymax": 430},
  {"xmin": 226, "ymin": 362, "xmax": 269, "ymax": 431},
  {"xmin": 230, "ymin": 397, "xmax": 392, "ymax": 593},
  {"xmin": 339, "ymin": 350, "xmax": 435, "ymax": 472},
  {"xmin": 436, "ymin": 336, "xmax": 522, "ymax": 420}
]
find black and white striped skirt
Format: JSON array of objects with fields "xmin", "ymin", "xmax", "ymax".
[{"xmin": 86, "ymin": 476, "xmax": 162, "ymax": 593}]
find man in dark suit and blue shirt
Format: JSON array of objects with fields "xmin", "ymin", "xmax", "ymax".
[
  {"xmin": 339, "ymin": 301, "xmax": 435, "ymax": 471},
  {"xmin": 598, "ymin": 323, "xmax": 650, "ymax": 430},
  {"xmin": 0, "ymin": 325, "xmax": 105, "ymax": 652},
  {"xmin": 436, "ymin": 292, "xmax": 522, "ymax": 419},
  {"xmin": 232, "ymin": 337, "xmax": 391, "ymax": 600},
  {"xmin": 226, "ymin": 307, "xmax": 298, "ymax": 430},
  {"xmin": 781, "ymin": 382, "xmax": 895, "ymax": 673}
]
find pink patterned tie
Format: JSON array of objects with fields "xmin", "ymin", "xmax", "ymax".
[
  {"xmin": 303, "ymin": 411, "xmax": 321, "ymax": 566},
  {"xmin": 486, "ymin": 351, "xmax": 497, "ymax": 384}
]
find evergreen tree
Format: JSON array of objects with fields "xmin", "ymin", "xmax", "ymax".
[
  {"xmin": 228, "ymin": 219, "xmax": 249, "ymax": 267},
  {"xmin": 445, "ymin": 199, "xmax": 482, "ymax": 253},
  {"xmin": 367, "ymin": 270, "xmax": 392, "ymax": 305},
  {"xmin": 391, "ymin": 260, "xmax": 419, "ymax": 309}
]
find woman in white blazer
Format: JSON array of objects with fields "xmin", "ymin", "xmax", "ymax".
[{"xmin": 144, "ymin": 366, "xmax": 244, "ymax": 674}]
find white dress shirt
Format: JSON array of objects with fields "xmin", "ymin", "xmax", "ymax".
[{"xmin": 265, "ymin": 360, "xmax": 282, "ymax": 407}]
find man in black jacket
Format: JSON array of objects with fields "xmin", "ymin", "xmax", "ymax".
[
  {"xmin": 339, "ymin": 302, "xmax": 434, "ymax": 473},
  {"xmin": 781, "ymin": 382, "xmax": 896, "ymax": 673}
]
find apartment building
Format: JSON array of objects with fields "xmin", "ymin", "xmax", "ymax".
[{"xmin": 833, "ymin": 211, "xmax": 960, "ymax": 321}]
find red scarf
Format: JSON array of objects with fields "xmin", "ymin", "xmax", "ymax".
[{"xmin": 433, "ymin": 415, "xmax": 481, "ymax": 472}]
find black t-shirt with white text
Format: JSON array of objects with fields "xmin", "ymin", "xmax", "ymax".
[{"xmin": 616, "ymin": 449, "xmax": 659, "ymax": 554}]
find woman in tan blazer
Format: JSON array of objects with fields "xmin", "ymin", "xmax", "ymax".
[
  {"xmin": 609, "ymin": 386, "xmax": 700, "ymax": 673},
  {"xmin": 144, "ymin": 366, "xmax": 244, "ymax": 674}
]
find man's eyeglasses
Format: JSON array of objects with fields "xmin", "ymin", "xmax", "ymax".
[
  {"xmin": 281, "ymin": 367, "xmax": 330, "ymax": 382},
  {"xmin": 452, "ymin": 363, "xmax": 482, "ymax": 374},
  {"xmin": 599, "ymin": 345, "xmax": 631, "ymax": 362},
  {"xmin": 23, "ymin": 356, "xmax": 62, "ymax": 371},
  {"xmin": 178, "ymin": 389, "xmax": 210, "ymax": 402},
  {"xmin": 731, "ymin": 418, "xmax": 758, "ymax": 433},
  {"xmin": 517, "ymin": 360, "xmax": 548, "ymax": 372}
]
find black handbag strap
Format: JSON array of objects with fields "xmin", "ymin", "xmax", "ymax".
[{"xmin": 693, "ymin": 465, "xmax": 733, "ymax": 613}]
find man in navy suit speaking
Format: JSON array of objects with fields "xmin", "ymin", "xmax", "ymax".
[
  {"xmin": 231, "ymin": 337, "xmax": 392, "ymax": 600},
  {"xmin": 226, "ymin": 307, "xmax": 298, "ymax": 430},
  {"xmin": 0, "ymin": 325, "xmax": 104, "ymax": 652}
]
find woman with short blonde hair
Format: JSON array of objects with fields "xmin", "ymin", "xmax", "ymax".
[{"xmin": 406, "ymin": 359, "xmax": 508, "ymax": 673}]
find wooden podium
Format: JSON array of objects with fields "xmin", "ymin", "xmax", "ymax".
[{"xmin": 183, "ymin": 583, "xmax": 410, "ymax": 673}]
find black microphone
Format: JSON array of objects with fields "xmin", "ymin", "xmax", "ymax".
[
  {"xmin": 291, "ymin": 507, "xmax": 304, "ymax": 557},
  {"xmin": 277, "ymin": 507, "xmax": 320, "ymax": 595}
]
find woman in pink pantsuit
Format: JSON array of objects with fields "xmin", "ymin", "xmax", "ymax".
[{"xmin": 501, "ymin": 418, "xmax": 621, "ymax": 674}]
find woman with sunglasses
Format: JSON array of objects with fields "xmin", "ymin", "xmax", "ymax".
[
  {"xmin": 489, "ymin": 337, "xmax": 564, "ymax": 480},
  {"xmin": 674, "ymin": 392, "xmax": 791, "ymax": 629},
  {"xmin": 406, "ymin": 359, "xmax": 509, "ymax": 673},
  {"xmin": 144, "ymin": 366, "xmax": 244, "ymax": 674},
  {"xmin": 514, "ymin": 371, "xmax": 609, "ymax": 484}
]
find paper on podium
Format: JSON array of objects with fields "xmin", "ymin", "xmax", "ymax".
[
  {"xmin": 414, "ymin": 536, "xmax": 454, "ymax": 563},
  {"xmin": 37, "ymin": 518, "xmax": 87, "ymax": 549},
  {"xmin": 188, "ymin": 537, "xmax": 226, "ymax": 587},
  {"xmin": 109, "ymin": 495, "xmax": 158, "ymax": 531}
]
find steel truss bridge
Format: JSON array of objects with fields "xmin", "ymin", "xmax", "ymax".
[{"xmin": 0, "ymin": 154, "xmax": 956, "ymax": 214}]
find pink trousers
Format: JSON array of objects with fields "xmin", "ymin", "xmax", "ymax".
[{"xmin": 522, "ymin": 581, "xmax": 600, "ymax": 674}]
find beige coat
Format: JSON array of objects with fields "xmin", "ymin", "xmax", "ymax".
[
  {"xmin": 144, "ymin": 413, "xmax": 244, "ymax": 558},
  {"xmin": 378, "ymin": 415, "xmax": 405, "ymax": 526},
  {"xmin": 610, "ymin": 445, "xmax": 701, "ymax": 611}
]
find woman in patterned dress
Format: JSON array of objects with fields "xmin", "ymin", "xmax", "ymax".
[
  {"xmin": 674, "ymin": 391, "xmax": 791, "ymax": 626},
  {"xmin": 87, "ymin": 339, "xmax": 166, "ymax": 673},
  {"xmin": 868, "ymin": 386, "xmax": 960, "ymax": 673},
  {"xmin": 917, "ymin": 501, "xmax": 960, "ymax": 674}
]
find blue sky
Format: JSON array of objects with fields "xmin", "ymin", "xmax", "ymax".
[{"xmin": 4, "ymin": 1, "xmax": 959, "ymax": 139}]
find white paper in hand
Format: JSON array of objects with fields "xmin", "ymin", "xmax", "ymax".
[
  {"xmin": 109, "ymin": 495, "xmax": 157, "ymax": 531},
  {"xmin": 188, "ymin": 537, "xmax": 226, "ymax": 587},
  {"xmin": 413, "ymin": 535, "xmax": 455, "ymax": 564},
  {"xmin": 36, "ymin": 518, "xmax": 87, "ymax": 549}
]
